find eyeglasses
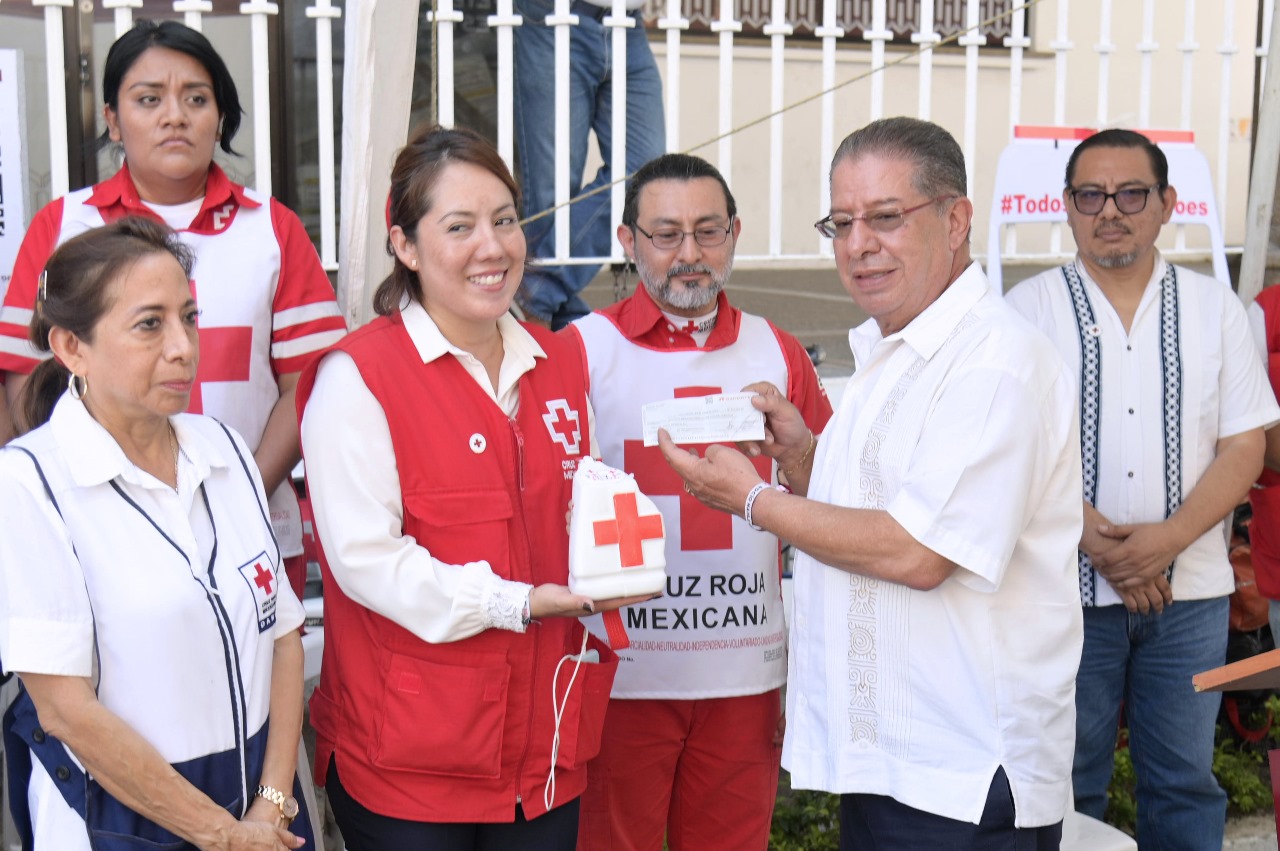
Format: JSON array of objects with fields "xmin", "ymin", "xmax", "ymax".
[
  {"xmin": 814, "ymin": 196, "xmax": 954, "ymax": 239},
  {"xmin": 633, "ymin": 221, "xmax": 734, "ymax": 250},
  {"xmin": 1068, "ymin": 185, "xmax": 1161, "ymax": 215}
]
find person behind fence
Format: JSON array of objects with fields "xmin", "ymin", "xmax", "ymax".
[
  {"xmin": 512, "ymin": 0, "xmax": 665, "ymax": 330},
  {"xmin": 296, "ymin": 124, "xmax": 653, "ymax": 851},
  {"xmin": 0, "ymin": 18, "xmax": 347, "ymax": 604},
  {"xmin": 0, "ymin": 217, "xmax": 311, "ymax": 851},
  {"xmin": 657, "ymin": 117, "xmax": 1084, "ymax": 849},
  {"xmin": 1005, "ymin": 127, "xmax": 1280, "ymax": 851},
  {"xmin": 566, "ymin": 152, "xmax": 832, "ymax": 851}
]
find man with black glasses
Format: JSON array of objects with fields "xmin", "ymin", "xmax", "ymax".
[
  {"xmin": 657, "ymin": 118, "xmax": 1084, "ymax": 848},
  {"xmin": 1006, "ymin": 128, "xmax": 1278, "ymax": 851},
  {"xmin": 566, "ymin": 152, "xmax": 830, "ymax": 851}
]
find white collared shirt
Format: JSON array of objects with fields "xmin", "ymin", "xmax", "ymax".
[
  {"xmin": 0, "ymin": 396, "xmax": 303, "ymax": 675},
  {"xmin": 0, "ymin": 397, "xmax": 303, "ymax": 851},
  {"xmin": 301, "ymin": 301, "xmax": 597, "ymax": 642},
  {"xmin": 1007, "ymin": 255, "xmax": 1280, "ymax": 603},
  {"xmin": 784, "ymin": 263, "xmax": 1084, "ymax": 827}
]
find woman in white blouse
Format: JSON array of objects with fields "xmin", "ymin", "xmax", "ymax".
[{"xmin": 0, "ymin": 217, "xmax": 310, "ymax": 850}]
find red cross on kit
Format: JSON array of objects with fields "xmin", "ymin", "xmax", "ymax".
[{"xmin": 569, "ymin": 458, "xmax": 667, "ymax": 649}]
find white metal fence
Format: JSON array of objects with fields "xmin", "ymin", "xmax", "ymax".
[
  {"xmin": 425, "ymin": 0, "xmax": 1270, "ymax": 268},
  {"xmin": 3, "ymin": 0, "xmax": 1274, "ymax": 283}
]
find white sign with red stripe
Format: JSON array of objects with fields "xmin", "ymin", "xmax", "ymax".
[{"xmin": 986, "ymin": 126, "xmax": 1227, "ymax": 292}]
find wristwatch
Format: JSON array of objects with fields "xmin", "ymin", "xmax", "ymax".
[{"xmin": 256, "ymin": 784, "xmax": 300, "ymax": 824}]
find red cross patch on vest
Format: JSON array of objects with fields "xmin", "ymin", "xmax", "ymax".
[{"xmin": 543, "ymin": 399, "xmax": 582, "ymax": 455}]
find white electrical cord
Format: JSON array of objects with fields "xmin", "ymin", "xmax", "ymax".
[{"xmin": 545, "ymin": 627, "xmax": 592, "ymax": 811}]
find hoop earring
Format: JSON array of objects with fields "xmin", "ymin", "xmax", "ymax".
[{"xmin": 68, "ymin": 372, "xmax": 88, "ymax": 401}]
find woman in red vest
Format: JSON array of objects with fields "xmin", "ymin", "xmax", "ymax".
[{"xmin": 297, "ymin": 125, "xmax": 646, "ymax": 850}]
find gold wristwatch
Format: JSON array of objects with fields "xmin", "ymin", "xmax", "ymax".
[{"xmin": 256, "ymin": 784, "xmax": 300, "ymax": 824}]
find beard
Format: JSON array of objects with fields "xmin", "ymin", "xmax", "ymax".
[
  {"xmin": 1086, "ymin": 222, "xmax": 1138, "ymax": 269},
  {"xmin": 635, "ymin": 252, "xmax": 734, "ymax": 313},
  {"xmin": 1087, "ymin": 248, "xmax": 1140, "ymax": 269}
]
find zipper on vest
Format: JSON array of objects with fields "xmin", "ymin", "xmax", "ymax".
[
  {"xmin": 510, "ymin": 417, "xmax": 526, "ymax": 491},
  {"xmin": 516, "ymin": 615, "xmax": 542, "ymax": 810}
]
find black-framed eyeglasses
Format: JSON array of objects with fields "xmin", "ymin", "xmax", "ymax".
[
  {"xmin": 1068, "ymin": 185, "xmax": 1161, "ymax": 216},
  {"xmin": 633, "ymin": 220, "xmax": 734, "ymax": 250},
  {"xmin": 814, "ymin": 196, "xmax": 955, "ymax": 239}
]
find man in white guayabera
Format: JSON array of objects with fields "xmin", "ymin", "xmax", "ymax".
[
  {"xmin": 660, "ymin": 116, "xmax": 1085, "ymax": 850},
  {"xmin": 1007, "ymin": 127, "xmax": 1279, "ymax": 851}
]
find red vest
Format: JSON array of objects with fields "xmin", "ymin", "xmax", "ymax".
[
  {"xmin": 1249, "ymin": 286, "xmax": 1280, "ymax": 599},
  {"xmin": 296, "ymin": 313, "xmax": 616, "ymax": 821}
]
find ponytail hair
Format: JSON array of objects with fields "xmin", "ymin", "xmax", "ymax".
[{"xmin": 21, "ymin": 217, "xmax": 194, "ymax": 433}]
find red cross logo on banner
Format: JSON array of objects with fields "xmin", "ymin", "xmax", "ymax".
[
  {"xmin": 624, "ymin": 386, "xmax": 771, "ymax": 550},
  {"xmin": 593, "ymin": 492, "xmax": 664, "ymax": 567},
  {"xmin": 187, "ymin": 279, "xmax": 253, "ymax": 414},
  {"xmin": 542, "ymin": 399, "xmax": 582, "ymax": 455},
  {"xmin": 252, "ymin": 562, "xmax": 275, "ymax": 594}
]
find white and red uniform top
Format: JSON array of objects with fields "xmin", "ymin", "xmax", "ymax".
[
  {"xmin": 0, "ymin": 164, "xmax": 347, "ymax": 555},
  {"xmin": 567, "ymin": 286, "xmax": 831, "ymax": 699}
]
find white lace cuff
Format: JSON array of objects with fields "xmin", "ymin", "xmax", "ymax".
[{"xmin": 482, "ymin": 574, "xmax": 532, "ymax": 633}]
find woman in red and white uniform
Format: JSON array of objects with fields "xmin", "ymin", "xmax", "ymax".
[{"xmin": 0, "ymin": 20, "xmax": 345, "ymax": 595}]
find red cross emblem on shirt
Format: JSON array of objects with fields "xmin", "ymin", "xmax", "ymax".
[
  {"xmin": 187, "ymin": 279, "xmax": 253, "ymax": 414},
  {"xmin": 624, "ymin": 386, "xmax": 771, "ymax": 550},
  {"xmin": 252, "ymin": 562, "xmax": 274, "ymax": 595},
  {"xmin": 593, "ymin": 492, "xmax": 664, "ymax": 567}
]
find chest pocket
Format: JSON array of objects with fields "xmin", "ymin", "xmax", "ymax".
[{"xmin": 403, "ymin": 489, "xmax": 514, "ymax": 577}]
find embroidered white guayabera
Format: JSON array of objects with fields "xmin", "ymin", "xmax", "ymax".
[
  {"xmin": 785, "ymin": 264, "xmax": 1084, "ymax": 828},
  {"xmin": 1008, "ymin": 254, "xmax": 1280, "ymax": 605}
]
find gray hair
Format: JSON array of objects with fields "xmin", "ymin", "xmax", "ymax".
[{"xmin": 830, "ymin": 117, "xmax": 967, "ymax": 203}]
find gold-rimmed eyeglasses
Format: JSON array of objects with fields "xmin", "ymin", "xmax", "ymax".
[{"xmin": 814, "ymin": 196, "xmax": 955, "ymax": 239}]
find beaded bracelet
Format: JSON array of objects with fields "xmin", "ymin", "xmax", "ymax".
[{"xmin": 744, "ymin": 482, "xmax": 787, "ymax": 531}]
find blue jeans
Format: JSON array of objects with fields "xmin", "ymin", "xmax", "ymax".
[
  {"xmin": 1073, "ymin": 597, "xmax": 1228, "ymax": 850},
  {"xmin": 513, "ymin": 0, "xmax": 665, "ymax": 328}
]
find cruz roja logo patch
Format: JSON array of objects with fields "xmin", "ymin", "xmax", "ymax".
[
  {"xmin": 237, "ymin": 552, "xmax": 278, "ymax": 633},
  {"xmin": 542, "ymin": 399, "xmax": 582, "ymax": 455}
]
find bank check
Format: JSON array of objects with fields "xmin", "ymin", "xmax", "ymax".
[{"xmin": 641, "ymin": 392, "xmax": 766, "ymax": 447}]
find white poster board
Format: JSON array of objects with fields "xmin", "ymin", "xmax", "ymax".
[
  {"xmin": 0, "ymin": 49, "xmax": 29, "ymax": 307},
  {"xmin": 986, "ymin": 126, "xmax": 1228, "ymax": 293}
]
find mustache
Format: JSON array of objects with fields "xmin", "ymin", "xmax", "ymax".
[
  {"xmin": 1095, "ymin": 224, "xmax": 1131, "ymax": 236},
  {"xmin": 667, "ymin": 264, "xmax": 715, "ymax": 280}
]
